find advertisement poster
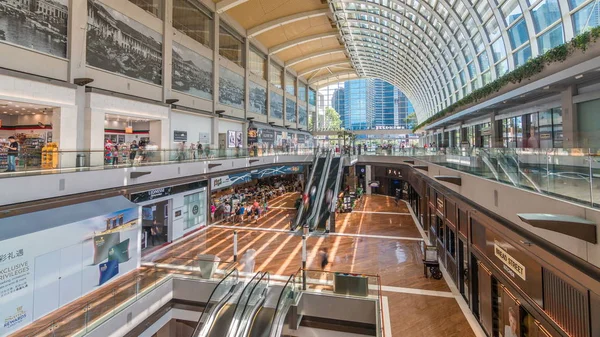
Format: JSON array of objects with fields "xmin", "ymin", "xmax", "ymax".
[
  {"xmin": 227, "ymin": 130, "xmax": 236, "ymax": 148},
  {"xmin": 260, "ymin": 129, "xmax": 275, "ymax": 144},
  {"xmin": 247, "ymin": 127, "xmax": 258, "ymax": 144},
  {"xmin": 0, "ymin": 207, "xmax": 140, "ymax": 336},
  {"xmin": 86, "ymin": 1, "xmax": 163, "ymax": 85},
  {"xmin": 0, "ymin": 0, "xmax": 68, "ymax": 58},
  {"xmin": 235, "ymin": 132, "xmax": 242, "ymax": 148}
]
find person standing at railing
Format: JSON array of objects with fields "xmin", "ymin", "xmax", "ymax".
[
  {"xmin": 111, "ymin": 145, "xmax": 119, "ymax": 166},
  {"xmin": 3, "ymin": 136, "xmax": 18, "ymax": 172},
  {"xmin": 129, "ymin": 140, "xmax": 138, "ymax": 166},
  {"xmin": 190, "ymin": 142, "xmax": 196, "ymax": 159},
  {"xmin": 197, "ymin": 142, "xmax": 203, "ymax": 158},
  {"xmin": 205, "ymin": 145, "xmax": 211, "ymax": 159},
  {"xmin": 319, "ymin": 247, "xmax": 329, "ymax": 270}
]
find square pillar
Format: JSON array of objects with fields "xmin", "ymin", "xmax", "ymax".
[
  {"xmin": 561, "ymin": 85, "xmax": 578, "ymax": 148},
  {"xmin": 84, "ymin": 107, "xmax": 105, "ymax": 166},
  {"xmin": 365, "ymin": 165, "xmax": 372, "ymax": 195}
]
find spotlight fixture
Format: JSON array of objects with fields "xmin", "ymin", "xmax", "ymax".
[{"xmin": 575, "ymin": 74, "xmax": 583, "ymax": 79}]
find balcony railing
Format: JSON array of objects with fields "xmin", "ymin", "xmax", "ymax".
[
  {"xmin": 0, "ymin": 147, "xmax": 316, "ymax": 179},
  {"xmin": 359, "ymin": 147, "xmax": 600, "ymax": 208}
]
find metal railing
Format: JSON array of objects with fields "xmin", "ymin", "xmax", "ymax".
[
  {"xmin": 359, "ymin": 147, "xmax": 600, "ymax": 208},
  {"xmin": 0, "ymin": 147, "xmax": 316, "ymax": 178},
  {"xmin": 23, "ymin": 257, "xmax": 235, "ymax": 337}
]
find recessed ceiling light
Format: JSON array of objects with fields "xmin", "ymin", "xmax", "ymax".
[
  {"xmin": 575, "ymin": 74, "xmax": 583, "ymax": 79},
  {"xmin": 543, "ymin": 85, "xmax": 550, "ymax": 90}
]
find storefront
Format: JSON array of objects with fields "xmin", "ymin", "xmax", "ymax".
[
  {"xmin": 247, "ymin": 122, "xmax": 313, "ymax": 155},
  {"xmin": 497, "ymin": 108, "xmax": 563, "ymax": 148},
  {"xmin": 103, "ymin": 114, "xmax": 153, "ymax": 165},
  {"xmin": 410, "ymin": 170, "xmax": 599, "ymax": 337},
  {"xmin": 130, "ymin": 180, "xmax": 208, "ymax": 254},
  {"xmin": 209, "ymin": 165, "xmax": 304, "ymax": 220},
  {"xmin": 0, "ymin": 100, "xmax": 58, "ymax": 170}
]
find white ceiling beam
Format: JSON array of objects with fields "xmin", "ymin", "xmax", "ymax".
[
  {"xmin": 215, "ymin": 0, "xmax": 249, "ymax": 13},
  {"xmin": 297, "ymin": 61, "xmax": 352, "ymax": 76},
  {"xmin": 247, "ymin": 9, "xmax": 330, "ymax": 37},
  {"xmin": 286, "ymin": 47, "xmax": 346, "ymax": 67},
  {"xmin": 309, "ymin": 70, "xmax": 357, "ymax": 84},
  {"xmin": 269, "ymin": 32, "xmax": 339, "ymax": 55}
]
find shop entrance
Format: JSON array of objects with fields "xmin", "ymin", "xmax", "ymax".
[
  {"xmin": 140, "ymin": 199, "xmax": 170, "ymax": 252},
  {"xmin": 0, "ymin": 99, "xmax": 56, "ymax": 171},
  {"xmin": 104, "ymin": 114, "xmax": 156, "ymax": 166}
]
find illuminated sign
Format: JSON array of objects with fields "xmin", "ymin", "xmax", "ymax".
[{"xmin": 494, "ymin": 242, "xmax": 526, "ymax": 281}]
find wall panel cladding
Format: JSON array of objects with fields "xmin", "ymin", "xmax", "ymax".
[{"xmin": 542, "ymin": 268, "xmax": 590, "ymax": 337}]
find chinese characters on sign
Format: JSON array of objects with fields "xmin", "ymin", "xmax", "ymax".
[{"xmin": 0, "ymin": 249, "xmax": 29, "ymax": 300}]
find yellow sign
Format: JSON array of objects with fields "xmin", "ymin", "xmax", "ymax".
[{"xmin": 494, "ymin": 242, "xmax": 526, "ymax": 281}]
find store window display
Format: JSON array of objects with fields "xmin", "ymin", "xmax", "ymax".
[{"xmin": 141, "ymin": 200, "xmax": 169, "ymax": 251}]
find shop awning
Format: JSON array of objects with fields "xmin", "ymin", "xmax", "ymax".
[{"xmin": 0, "ymin": 196, "xmax": 138, "ymax": 241}]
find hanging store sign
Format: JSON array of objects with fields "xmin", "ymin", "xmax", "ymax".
[
  {"xmin": 130, "ymin": 187, "xmax": 173, "ymax": 203},
  {"xmin": 494, "ymin": 242, "xmax": 526, "ymax": 281}
]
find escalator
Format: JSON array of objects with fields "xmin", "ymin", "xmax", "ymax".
[
  {"xmin": 313, "ymin": 156, "xmax": 342, "ymax": 232},
  {"xmin": 193, "ymin": 271, "xmax": 268, "ymax": 337},
  {"xmin": 244, "ymin": 274, "xmax": 299, "ymax": 337},
  {"xmin": 293, "ymin": 152, "xmax": 330, "ymax": 231}
]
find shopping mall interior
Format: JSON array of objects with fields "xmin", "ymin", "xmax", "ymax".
[{"xmin": 0, "ymin": 0, "xmax": 599, "ymax": 336}]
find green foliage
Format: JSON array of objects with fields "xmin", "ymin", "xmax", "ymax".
[
  {"xmin": 413, "ymin": 26, "xmax": 600, "ymax": 132},
  {"xmin": 325, "ymin": 107, "xmax": 343, "ymax": 131}
]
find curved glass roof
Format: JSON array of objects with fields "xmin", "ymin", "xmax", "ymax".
[{"xmin": 329, "ymin": 0, "xmax": 592, "ymax": 122}]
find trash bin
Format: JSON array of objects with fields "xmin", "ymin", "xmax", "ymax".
[{"xmin": 76, "ymin": 154, "xmax": 86, "ymax": 168}]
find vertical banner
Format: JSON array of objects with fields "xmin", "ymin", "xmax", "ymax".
[
  {"xmin": 247, "ymin": 127, "xmax": 258, "ymax": 145},
  {"xmin": 227, "ymin": 130, "xmax": 236, "ymax": 148}
]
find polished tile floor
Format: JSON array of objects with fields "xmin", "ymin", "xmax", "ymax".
[{"xmin": 11, "ymin": 193, "xmax": 479, "ymax": 337}]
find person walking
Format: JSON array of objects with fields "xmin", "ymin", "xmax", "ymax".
[
  {"xmin": 129, "ymin": 140, "xmax": 138, "ymax": 165},
  {"xmin": 318, "ymin": 247, "xmax": 329, "ymax": 270},
  {"xmin": 210, "ymin": 203, "xmax": 216, "ymax": 222},
  {"xmin": 4, "ymin": 136, "xmax": 18, "ymax": 172},
  {"xmin": 224, "ymin": 202, "xmax": 232, "ymax": 222},
  {"xmin": 197, "ymin": 143, "xmax": 203, "ymax": 158},
  {"xmin": 111, "ymin": 145, "xmax": 119, "ymax": 166}
]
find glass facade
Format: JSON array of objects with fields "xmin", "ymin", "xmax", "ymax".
[
  {"xmin": 298, "ymin": 82, "xmax": 307, "ymax": 102},
  {"xmin": 318, "ymin": 79, "xmax": 414, "ymax": 131},
  {"xmin": 219, "ymin": 24, "xmax": 244, "ymax": 67},
  {"xmin": 270, "ymin": 63, "xmax": 283, "ymax": 89},
  {"xmin": 285, "ymin": 72, "xmax": 296, "ymax": 96},
  {"xmin": 249, "ymin": 47, "xmax": 266, "ymax": 80},
  {"xmin": 172, "ymin": 0, "xmax": 212, "ymax": 48}
]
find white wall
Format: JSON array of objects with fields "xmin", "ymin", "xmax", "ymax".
[
  {"xmin": 218, "ymin": 119, "xmax": 243, "ymax": 134},
  {"xmin": 170, "ymin": 111, "xmax": 212, "ymax": 145},
  {"xmin": 170, "ymin": 188, "xmax": 207, "ymax": 241}
]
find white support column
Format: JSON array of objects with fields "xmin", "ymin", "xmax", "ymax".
[
  {"xmin": 162, "ymin": 0, "xmax": 174, "ymax": 102},
  {"xmin": 52, "ymin": 106, "xmax": 78, "ymax": 168},
  {"xmin": 282, "ymin": 66, "xmax": 287, "ymax": 124},
  {"xmin": 212, "ymin": 117, "xmax": 220, "ymax": 149},
  {"xmin": 266, "ymin": 55, "xmax": 272, "ymax": 123},
  {"xmin": 67, "ymin": 0, "xmax": 87, "ymax": 150},
  {"xmin": 84, "ymin": 106, "xmax": 105, "ymax": 166},
  {"xmin": 149, "ymin": 120, "xmax": 169, "ymax": 150},
  {"xmin": 212, "ymin": 13, "xmax": 220, "ymax": 114}
]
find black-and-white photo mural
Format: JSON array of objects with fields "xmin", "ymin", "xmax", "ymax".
[
  {"xmin": 0, "ymin": 0, "xmax": 68, "ymax": 58},
  {"xmin": 270, "ymin": 91, "xmax": 283, "ymax": 119},
  {"xmin": 249, "ymin": 81, "xmax": 266, "ymax": 115},
  {"xmin": 286, "ymin": 98, "xmax": 296, "ymax": 123},
  {"xmin": 87, "ymin": 0, "xmax": 163, "ymax": 85},
  {"xmin": 219, "ymin": 66, "xmax": 244, "ymax": 109},
  {"xmin": 299, "ymin": 105, "xmax": 307, "ymax": 126},
  {"xmin": 172, "ymin": 42, "xmax": 213, "ymax": 100}
]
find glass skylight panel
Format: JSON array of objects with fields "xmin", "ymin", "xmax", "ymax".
[
  {"xmin": 436, "ymin": 3, "xmax": 449, "ymax": 19},
  {"xmin": 459, "ymin": 70, "xmax": 467, "ymax": 84},
  {"xmin": 501, "ymin": 0, "xmax": 523, "ymax": 25},
  {"xmin": 478, "ymin": 51, "xmax": 490, "ymax": 70},
  {"xmin": 467, "ymin": 61, "xmax": 477, "ymax": 78},
  {"xmin": 495, "ymin": 59, "xmax": 508, "ymax": 76},
  {"xmin": 568, "ymin": 0, "xmax": 587, "ymax": 9},
  {"xmin": 420, "ymin": 6, "xmax": 432, "ymax": 20},
  {"xmin": 508, "ymin": 19, "xmax": 529, "ymax": 48},
  {"xmin": 513, "ymin": 44, "xmax": 532, "ymax": 66},
  {"xmin": 537, "ymin": 23, "xmax": 564, "ymax": 53},
  {"xmin": 572, "ymin": 2, "xmax": 600, "ymax": 34},
  {"xmin": 482, "ymin": 71, "xmax": 492, "ymax": 84},
  {"xmin": 485, "ymin": 18, "xmax": 501, "ymax": 41},
  {"xmin": 455, "ymin": 1, "xmax": 466, "ymax": 16},
  {"xmin": 531, "ymin": 0, "xmax": 561, "ymax": 33},
  {"xmin": 491, "ymin": 37, "xmax": 507, "ymax": 61},
  {"xmin": 466, "ymin": 16, "xmax": 478, "ymax": 37},
  {"xmin": 475, "ymin": 1, "xmax": 492, "ymax": 22}
]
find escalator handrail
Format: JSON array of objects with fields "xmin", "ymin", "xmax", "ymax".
[
  {"xmin": 192, "ymin": 267, "xmax": 239, "ymax": 337},
  {"xmin": 293, "ymin": 153, "xmax": 322, "ymax": 230},
  {"xmin": 267, "ymin": 274, "xmax": 296, "ymax": 337},
  {"xmin": 309, "ymin": 152, "xmax": 334, "ymax": 230},
  {"xmin": 329, "ymin": 156, "xmax": 345, "ymax": 214},
  {"xmin": 234, "ymin": 272, "xmax": 271, "ymax": 337},
  {"xmin": 226, "ymin": 272, "xmax": 268, "ymax": 337}
]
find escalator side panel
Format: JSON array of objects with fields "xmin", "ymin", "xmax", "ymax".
[{"xmin": 317, "ymin": 158, "xmax": 341, "ymax": 231}]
